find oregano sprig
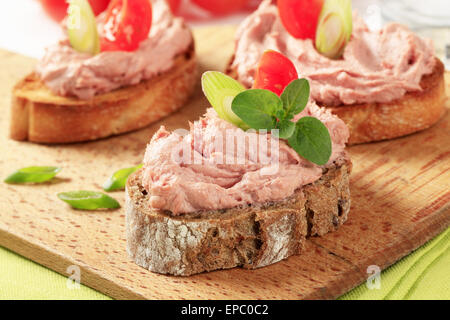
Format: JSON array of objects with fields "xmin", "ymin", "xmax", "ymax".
[
  {"xmin": 232, "ymin": 79, "xmax": 313, "ymax": 140},
  {"xmin": 201, "ymin": 72, "xmax": 332, "ymax": 166},
  {"xmin": 232, "ymin": 78, "xmax": 332, "ymax": 165}
]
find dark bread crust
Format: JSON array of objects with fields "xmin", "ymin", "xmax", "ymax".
[
  {"xmin": 126, "ymin": 157, "xmax": 352, "ymax": 276},
  {"xmin": 10, "ymin": 43, "xmax": 197, "ymax": 144},
  {"xmin": 226, "ymin": 57, "xmax": 446, "ymax": 145}
]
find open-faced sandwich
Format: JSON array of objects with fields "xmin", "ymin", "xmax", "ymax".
[
  {"xmin": 228, "ymin": 0, "xmax": 446, "ymax": 145},
  {"xmin": 11, "ymin": 0, "xmax": 197, "ymax": 143},
  {"xmin": 126, "ymin": 51, "xmax": 351, "ymax": 276}
]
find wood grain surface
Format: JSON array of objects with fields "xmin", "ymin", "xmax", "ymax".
[{"xmin": 0, "ymin": 26, "xmax": 449, "ymax": 300}]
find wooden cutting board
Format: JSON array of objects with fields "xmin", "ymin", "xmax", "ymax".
[{"xmin": 0, "ymin": 26, "xmax": 449, "ymax": 300}]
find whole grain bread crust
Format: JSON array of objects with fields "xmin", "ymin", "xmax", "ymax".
[
  {"xmin": 126, "ymin": 157, "xmax": 352, "ymax": 276},
  {"xmin": 227, "ymin": 57, "xmax": 446, "ymax": 145},
  {"xmin": 10, "ymin": 43, "xmax": 197, "ymax": 144}
]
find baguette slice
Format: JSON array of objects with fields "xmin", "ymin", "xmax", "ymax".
[
  {"xmin": 126, "ymin": 158, "xmax": 351, "ymax": 276},
  {"xmin": 10, "ymin": 44, "xmax": 197, "ymax": 144},
  {"xmin": 227, "ymin": 58, "xmax": 446, "ymax": 145}
]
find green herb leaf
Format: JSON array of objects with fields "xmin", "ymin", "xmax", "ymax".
[
  {"xmin": 201, "ymin": 73, "xmax": 333, "ymax": 167},
  {"xmin": 277, "ymin": 119, "xmax": 296, "ymax": 139},
  {"xmin": 201, "ymin": 71, "xmax": 248, "ymax": 129},
  {"xmin": 231, "ymin": 89, "xmax": 282, "ymax": 130},
  {"xmin": 103, "ymin": 164, "xmax": 143, "ymax": 192},
  {"xmin": 58, "ymin": 191, "xmax": 120, "ymax": 210},
  {"xmin": 4, "ymin": 166, "xmax": 61, "ymax": 184},
  {"xmin": 287, "ymin": 117, "xmax": 332, "ymax": 165},
  {"xmin": 280, "ymin": 79, "xmax": 310, "ymax": 120}
]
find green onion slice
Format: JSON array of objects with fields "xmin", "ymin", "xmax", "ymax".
[
  {"xmin": 201, "ymin": 71, "xmax": 249, "ymax": 130},
  {"xmin": 103, "ymin": 164, "xmax": 143, "ymax": 192},
  {"xmin": 57, "ymin": 191, "xmax": 120, "ymax": 210},
  {"xmin": 4, "ymin": 166, "xmax": 61, "ymax": 184},
  {"xmin": 67, "ymin": 0, "xmax": 100, "ymax": 55},
  {"xmin": 315, "ymin": 0, "xmax": 353, "ymax": 59}
]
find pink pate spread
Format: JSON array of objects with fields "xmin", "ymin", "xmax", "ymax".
[
  {"xmin": 141, "ymin": 103, "xmax": 349, "ymax": 215},
  {"xmin": 35, "ymin": 0, "xmax": 192, "ymax": 100},
  {"xmin": 231, "ymin": 0, "xmax": 436, "ymax": 106}
]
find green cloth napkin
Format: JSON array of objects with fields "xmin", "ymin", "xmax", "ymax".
[{"xmin": 0, "ymin": 227, "xmax": 448, "ymax": 300}]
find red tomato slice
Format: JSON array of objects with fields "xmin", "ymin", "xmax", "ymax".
[
  {"xmin": 167, "ymin": 0, "xmax": 181, "ymax": 13},
  {"xmin": 253, "ymin": 50, "xmax": 298, "ymax": 96},
  {"xmin": 39, "ymin": 0, "xmax": 67, "ymax": 21},
  {"xmin": 89, "ymin": 0, "xmax": 111, "ymax": 15},
  {"xmin": 278, "ymin": 0, "xmax": 324, "ymax": 39},
  {"xmin": 100, "ymin": 0, "xmax": 152, "ymax": 52},
  {"xmin": 191, "ymin": 0, "xmax": 248, "ymax": 16},
  {"xmin": 40, "ymin": 0, "xmax": 110, "ymax": 21},
  {"xmin": 244, "ymin": 0, "xmax": 264, "ymax": 11}
]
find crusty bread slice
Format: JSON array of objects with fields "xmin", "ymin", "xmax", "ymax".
[
  {"xmin": 327, "ymin": 59, "xmax": 446, "ymax": 145},
  {"xmin": 10, "ymin": 45, "xmax": 197, "ymax": 144},
  {"xmin": 126, "ymin": 157, "xmax": 351, "ymax": 276},
  {"xmin": 227, "ymin": 58, "xmax": 446, "ymax": 145}
]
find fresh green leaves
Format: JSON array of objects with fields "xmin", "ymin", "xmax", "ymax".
[
  {"xmin": 200, "ymin": 71, "xmax": 332, "ymax": 165},
  {"xmin": 231, "ymin": 89, "xmax": 281, "ymax": 130},
  {"xmin": 57, "ymin": 191, "xmax": 120, "ymax": 210},
  {"xmin": 201, "ymin": 71, "xmax": 249, "ymax": 129},
  {"xmin": 277, "ymin": 119, "xmax": 296, "ymax": 139},
  {"xmin": 4, "ymin": 166, "xmax": 61, "ymax": 184},
  {"xmin": 103, "ymin": 164, "xmax": 143, "ymax": 192},
  {"xmin": 67, "ymin": 0, "xmax": 100, "ymax": 55},
  {"xmin": 280, "ymin": 79, "xmax": 310, "ymax": 120},
  {"xmin": 287, "ymin": 117, "xmax": 332, "ymax": 165},
  {"xmin": 232, "ymin": 79, "xmax": 312, "ymax": 140}
]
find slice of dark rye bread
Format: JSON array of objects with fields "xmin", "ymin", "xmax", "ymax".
[{"xmin": 126, "ymin": 156, "xmax": 352, "ymax": 276}]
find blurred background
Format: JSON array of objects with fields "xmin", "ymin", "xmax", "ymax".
[{"xmin": 0, "ymin": 0, "xmax": 449, "ymax": 67}]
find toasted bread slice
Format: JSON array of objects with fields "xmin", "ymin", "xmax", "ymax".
[
  {"xmin": 227, "ymin": 58, "xmax": 446, "ymax": 145},
  {"xmin": 126, "ymin": 157, "xmax": 351, "ymax": 276},
  {"xmin": 10, "ymin": 45, "xmax": 197, "ymax": 144}
]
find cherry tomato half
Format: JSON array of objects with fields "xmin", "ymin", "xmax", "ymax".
[
  {"xmin": 40, "ymin": 0, "xmax": 110, "ymax": 21},
  {"xmin": 89, "ymin": 0, "xmax": 112, "ymax": 15},
  {"xmin": 278, "ymin": 0, "xmax": 324, "ymax": 39},
  {"xmin": 244, "ymin": 0, "xmax": 264, "ymax": 11},
  {"xmin": 191, "ymin": 0, "xmax": 248, "ymax": 16},
  {"xmin": 100, "ymin": 0, "xmax": 152, "ymax": 52},
  {"xmin": 167, "ymin": 0, "xmax": 181, "ymax": 13},
  {"xmin": 253, "ymin": 50, "xmax": 298, "ymax": 96}
]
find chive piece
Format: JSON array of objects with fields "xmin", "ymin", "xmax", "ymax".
[
  {"xmin": 67, "ymin": 0, "xmax": 100, "ymax": 55},
  {"xmin": 315, "ymin": 0, "xmax": 353, "ymax": 59},
  {"xmin": 4, "ymin": 166, "xmax": 62, "ymax": 184},
  {"xmin": 103, "ymin": 164, "xmax": 143, "ymax": 192},
  {"xmin": 201, "ymin": 71, "xmax": 249, "ymax": 129},
  {"xmin": 57, "ymin": 191, "xmax": 120, "ymax": 210}
]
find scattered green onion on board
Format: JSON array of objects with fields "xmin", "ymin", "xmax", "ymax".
[
  {"xmin": 57, "ymin": 191, "xmax": 120, "ymax": 210},
  {"xmin": 103, "ymin": 164, "xmax": 143, "ymax": 192},
  {"xmin": 4, "ymin": 166, "xmax": 62, "ymax": 184}
]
